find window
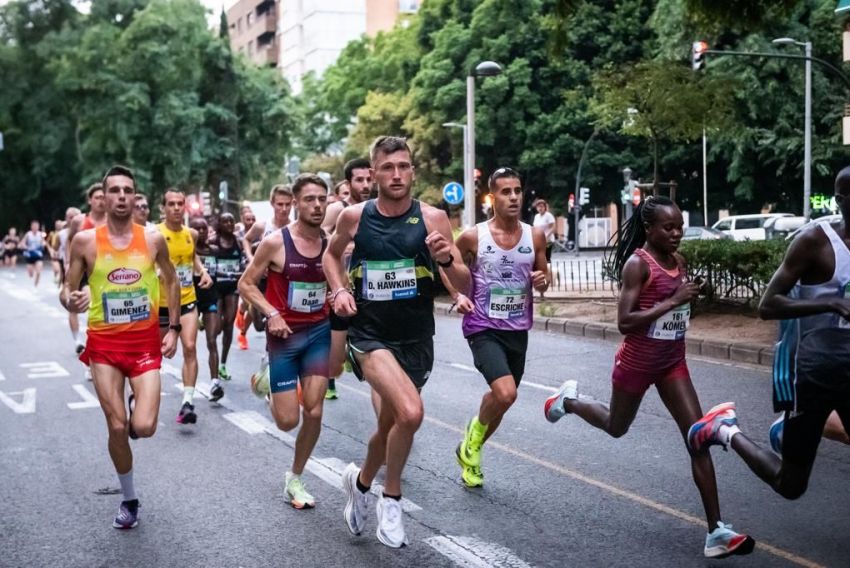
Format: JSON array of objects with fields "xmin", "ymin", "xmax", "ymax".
[
  {"xmin": 247, "ymin": 12, "xmax": 253, "ymax": 27},
  {"xmin": 736, "ymin": 218, "xmax": 763, "ymax": 230},
  {"xmin": 714, "ymin": 219, "xmax": 732, "ymax": 231}
]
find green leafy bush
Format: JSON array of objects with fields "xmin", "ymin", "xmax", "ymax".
[{"xmin": 678, "ymin": 239, "xmax": 788, "ymax": 305}]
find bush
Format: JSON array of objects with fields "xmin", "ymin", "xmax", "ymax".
[{"xmin": 678, "ymin": 239, "xmax": 788, "ymax": 305}]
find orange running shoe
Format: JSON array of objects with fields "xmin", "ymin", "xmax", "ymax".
[
  {"xmin": 235, "ymin": 307, "xmax": 245, "ymax": 330},
  {"xmin": 238, "ymin": 333, "xmax": 249, "ymax": 350}
]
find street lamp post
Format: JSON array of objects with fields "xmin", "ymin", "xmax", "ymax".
[
  {"xmin": 622, "ymin": 166, "xmax": 634, "ymax": 223},
  {"xmin": 465, "ymin": 61, "xmax": 503, "ymax": 228},
  {"xmin": 773, "ymin": 37, "xmax": 813, "ymax": 220}
]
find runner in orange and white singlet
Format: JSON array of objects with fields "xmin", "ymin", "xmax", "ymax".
[{"xmin": 62, "ymin": 165, "xmax": 180, "ymax": 531}]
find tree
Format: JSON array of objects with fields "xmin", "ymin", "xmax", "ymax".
[{"xmin": 590, "ymin": 60, "xmax": 738, "ymax": 188}]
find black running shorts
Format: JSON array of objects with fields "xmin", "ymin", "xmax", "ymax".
[
  {"xmin": 466, "ymin": 329, "xmax": 528, "ymax": 385},
  {"xmin": 346, "ymin": 336, "xmax": 433, "ymax": 390}
]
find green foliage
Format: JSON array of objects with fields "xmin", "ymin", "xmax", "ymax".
[
  {"xmin": 679, "ymin": 239, "xmax": 788, "ymax": 303},
  {"xmin": 590, "ymin": 60, "xmax": 739, "ymax": 183},
  {"xmin": 0, "ymin": 0, "xmax": 294, "ymax": 229}
]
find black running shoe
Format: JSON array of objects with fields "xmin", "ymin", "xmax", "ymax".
[
  {"xmin": 176, "ymin": 402, "xmax": 197, "ymax": 424},
  {"xmin": 209, "ymin": 384, "xmax": 224, "ymax": 403}
]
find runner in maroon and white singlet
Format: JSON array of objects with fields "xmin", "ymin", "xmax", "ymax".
[
  {"xmin": 238, "ymin": 174, "xmax": 330, "ymax": 510},
  {"xmin": 543, "ymin": 196, "xmax": 754, "ymax": 559}
]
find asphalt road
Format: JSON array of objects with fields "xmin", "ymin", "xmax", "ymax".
[{"xmin": 1, "ymin": 266, "xmax": 848, "ymax": 568}]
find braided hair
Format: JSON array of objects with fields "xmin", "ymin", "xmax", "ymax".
[{"xmin": 604, "ymin": 195, "xmax": 677, "ymax": 283}]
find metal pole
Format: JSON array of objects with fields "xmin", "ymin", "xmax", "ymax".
[
  {"xmin": 703, "ymin": 127, "xmax": 708, "ymax": 225},
  {"xmin": 465, "ymin": 75, "xmax": 476, "ymax": 228},
  {"xmin": 462, "ymin": 125, "xmax": 470, "ymax": 224},
  {"xmin": 573, "ymin": 129, "xmax": 598, "ymax": 255},
  {"xmin": 804, "ymin": 42, "xmax": 812, "ymax": 220}
]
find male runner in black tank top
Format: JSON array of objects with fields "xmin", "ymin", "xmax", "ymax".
[{"xmin": 324, "ymin": 136, "xmax": 470, "ymax": 548}]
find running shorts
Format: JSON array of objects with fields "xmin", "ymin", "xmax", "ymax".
[
  {"xmin": 466, "ymin": 329, "xmax": 528, "ymax": 385},
  {"xmin": 347, "ymin": 335, "xmax": 433, "ymax": 390},
  {"xmin": 611, "ymin": 356, "xmax": 690, "ymax": 395},
  {"xmin": 158, "ymin": 303, "xmax": 197, "ymax": 327},
  {"xmin": 215, "ymin": 281, "xmax": 239, "ymax": 298},
  {"xmin": 23, "ymin": 250, "xmax": 43, "ymax": 264},
  {"xmin": 194, "ymin": 283, "xmax": 219, "ymax": 315},
  {"xmin": 267, "ymin": 320, "xmax": 331, "ymax": 393},
  {"xmin": 80, "ymin": 348, "xmax": 162, "ymax": 378},
  {"xmin": 330, "ymin": 310, "xmax": 350, "ymax": 332}
]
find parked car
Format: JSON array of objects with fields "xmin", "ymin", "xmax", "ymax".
[
  {"xmin": 764, "ymin": 216, "xmax": 807, "ymax": 240},
  {"xmin": 711, "ymin": 213, "xmax": 793, "ymax": 241},
  {"xmin": 785, "ymin": 214, "xmax": 842, "ymax": 241},
  {"xmin": 682, "ymin": 226, "xmax": 733, "ymax": 241}
]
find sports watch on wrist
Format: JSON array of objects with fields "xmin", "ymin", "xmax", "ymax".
[{"xmin": 169, "ymin": 323, "xmax": 182, "ymax": 333}]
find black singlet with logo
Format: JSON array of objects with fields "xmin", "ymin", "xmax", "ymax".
[{"xmin": 349, "ymin": 199, "xmax": 435, "ymax": 342}]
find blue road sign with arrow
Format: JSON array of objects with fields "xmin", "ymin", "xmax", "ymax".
[{"xmin": 442, "ymin": 182, "xmax": 464, "ymax": 205}]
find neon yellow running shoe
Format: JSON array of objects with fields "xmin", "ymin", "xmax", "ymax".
[
  {"xmin": 457, "ymin": 417, "xmax": 486, "ymax": 468},
  {"xmin": 458, "ymin": 458, "xmax": 483, "ymax": 488}
]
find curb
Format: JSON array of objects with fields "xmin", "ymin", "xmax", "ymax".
[{"xmin": 434, "ymin": 302, "xmax": 774, "ymax": 368}]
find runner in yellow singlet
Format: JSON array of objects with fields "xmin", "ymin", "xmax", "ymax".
[{"xmin": 157, "ymin": 189, "xmax": 213, "ymax": 425}]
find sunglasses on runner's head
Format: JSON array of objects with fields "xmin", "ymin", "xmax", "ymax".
[
  {"xmin": 134, "ymin": 204, "xmax": 149, "ymax": 210},
  {"xmin": 488, "ymin": 167, "xmax": 521, "ymax": 185}
]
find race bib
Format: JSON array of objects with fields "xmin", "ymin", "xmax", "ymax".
[
  {"xmin": 288, "ymin": 281, "xmax": 327, "ymax": 313},
  {"xmin": 362, "ymin": 259, "xmax": 417, "ymax": 301},
  {"xmin": 200, "ymin": 255, "xmax": 217, "ymax": 274},
  {"xmin": 216, "ymin": 258, "xmax": 242, "ymax": 281},
  {"xmin": 488, "ymin": 287, "xmax": 527, "ymax": 319},
  {"xmin": 176, "ymin": 264, "xmax": 193, "ymax": 288},
  {"xmin": 102, "ymin": 288, "xmax": 151, "ymax": 324},
  {"xmin": 647, "ymin": 303, "xmax": 690, "ymax": 340}
]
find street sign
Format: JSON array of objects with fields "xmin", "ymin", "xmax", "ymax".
[
  {"xmin": 442, "ymin": 181, "xmax": 464, "ymax": 205},
  {"xmin": 579, "ymin": 187, "xmax": 590, "ymax": 206},
  {"xmin": 219, "ymin": 180, "xmax": 228, "ymax": 201}
]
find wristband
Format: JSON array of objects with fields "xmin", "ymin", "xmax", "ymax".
[
  {"xmin": 331, "ymin": 287, "xmax": 350, "ymax": 302},
  {"xmin": 437, "ymin": 253, "xmax": 454, "ymax": 268}
]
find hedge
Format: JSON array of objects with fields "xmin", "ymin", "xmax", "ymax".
[{"xmin": 678, "ymin": 239, "xmax": 788, "ymax": 305}]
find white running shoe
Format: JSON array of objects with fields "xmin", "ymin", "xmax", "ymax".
[
  {"xmin": 375, "ymin": 491, "xmax": 408, "ymax": 548},
  {"xmin": 544, "ymin": 380, "xmax": 578, "ymax": 423},
  {"xmin": 342, "ymin": 463, "xmax": 369, "ymax": 535}
]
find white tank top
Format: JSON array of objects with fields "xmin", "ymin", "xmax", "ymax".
[{"xmin": 795, "ymin": 222, "xmax": 850, "ymax": 333}]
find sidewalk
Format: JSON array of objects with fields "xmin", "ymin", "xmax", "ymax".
[{"xmin": 434, "ymin": 300, "xmax": 775, "ymax": 368}]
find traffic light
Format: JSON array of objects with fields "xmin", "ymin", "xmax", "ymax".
[{"xmin": 691, "ymin": 41, "xmax": 708, "ymax": 71}]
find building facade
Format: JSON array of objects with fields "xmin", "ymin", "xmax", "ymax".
[
  {"xmin": 279, "ymin": 0, "xmax": 419, "ymax": 94},
  {"xmin": 227, "ymin": 0, "xmax": 279, "ymax": 67}
]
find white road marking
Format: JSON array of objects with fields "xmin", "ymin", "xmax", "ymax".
[
  {"xmin": 425, "ymin": 535, "xmax": 535, "ymax": 568},
  {"xmin": 20, "ymin": 361, "xmax": 69, "ymax": 379},
  {"xmin": 448, "ymin": 363, "xmax": 477, "ymax": 373},
  {"xmin": 67, "ymin": 383, "xmax": 101, "ymax": 410},
  {"xmin": 0, "ymin": 388, "xmax": 37, "ymax": 414},
  {"xmin": 520, "ymin": 380, "xmax": 557, "ymax": 393},
  {"xmin": 223, "ymin": 411, "xmax": 268, "ymax": 434}
]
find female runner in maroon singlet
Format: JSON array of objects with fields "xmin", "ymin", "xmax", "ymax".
[{"xmin": 544, "ymin": 196, "xmax": 754, "ymax": 559}]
